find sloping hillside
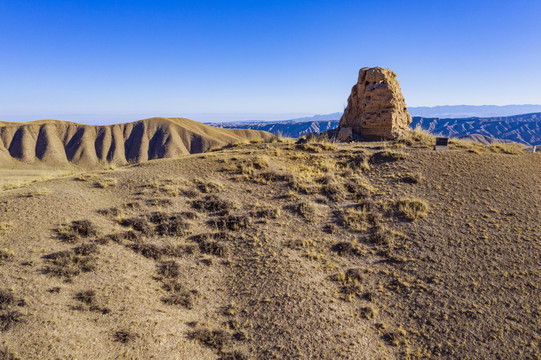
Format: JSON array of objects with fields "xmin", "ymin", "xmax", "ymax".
[
  {"xmin": 0, "ymin": 117, "xmax": 273, "ymax": 168},
  {"xmin": 0, "ymin": 135, "xmax": 539, "ymax": 359}
]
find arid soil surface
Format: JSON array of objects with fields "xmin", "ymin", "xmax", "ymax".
[{"xmin": 0, "ymin": 136, "xmax": 539, "ymax": 359}]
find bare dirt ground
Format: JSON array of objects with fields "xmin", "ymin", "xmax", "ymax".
[{"xmin": 0, "ymin": 136, "xmax": 539, "ymax": 359}]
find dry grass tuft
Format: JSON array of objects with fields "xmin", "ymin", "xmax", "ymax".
[
  {"xmin": 340, "ymin": 207, "xmax": 370, "ymax": 232},
  {"xmin": 250, "ymin": 205, "xmax": 281, "ymax": 219},
  {"xmin": 94, "ymin": 178, "xmax": 118, "ymax": 188},
  {"xmin": 397, "ymin": 126, "xmax": 435, "ymax": 147},
  {"xmin": 196, "ymin": 179, "xmax": 224, "ymax": 193},
  {"xmin": 402, "ymin": 172, "xmax": 424, "ymax": 184},
  {"xmin": 212, "ymin": 215, "xmax": 251, "ymax": 231},
  {"xmin": 161, "ymin": 281, "xmax": 198, "ymax": 309},
  {"xmin": 359, "ymin": 306, "xmax": 378, "ymax": 319},
  {"xmin": 347, "ymin": 152, "xmax": 372, "ymax": 171},
  {"xmin": 488, "ymin": 143, "xmax": 523, "ymax": 155},
  {"xmin": 0, "ymin": 290, "xmax": 15, "ymax": 308},
  {"xmin": 319, "ymin": 175, "xmax": 346, "ymax": 201},
  {"xmin": 0, "ymin": 222, "xmax": 12, "ymax": 235},
  {"xmin": 292, "ymin": 201, "xmax": 317, "ymax": 221},
  {"xmin": 0, "ymin": 346, "xmax": 19, "ymax": 359},
  {"xmin": 0, "ymin": 249, "xmax": 15, "ymax": 263},
  {"xmin": 192, "ymin": 195, "xmax": 233, "ymax": 213},
  {"xmin": 397, "ymin": 198, "xmax": 428, "ymax": 220},
  {"xmin": 296, "ymin": 134, "xmax": 337, "ymax": 152},
  {"xmin": 199, "ymin": 240, "xmax": 229, "ymax": 257}
]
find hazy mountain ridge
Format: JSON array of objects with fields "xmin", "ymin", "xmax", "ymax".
[
  {"xmin": 410, "ymin": 114, "xmax": 541, "ymax": 146},
  {"xmin": 214, "ymin": 120, "xmax": 340, "ymax": 139},
  {"xmin": 217, "ymin": 112, "xmax": 541, "ymax": 146},
  {"xmin": 410, "ymin": 104, "xmax": 541, "ymax": 118},
  {"xmin": 210, "ymin": 105, "xmax": 541, "ymax": 125}
]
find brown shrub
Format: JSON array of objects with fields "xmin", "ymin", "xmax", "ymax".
[
  {"xmin": 157, "ymin": 261, "xmax": 180, "ymax": 278},
  {"xmin": 145, "ymin": 198, "xmax": 173, "ymax": 207},
  {"xmin": 333, "ymin": 242, "xmax": 356, "ymax": 256},
  {"xmin": 156, "ymin": 217, "xmax": 192, "ymax": 237},
  {"xmin": 42, "ymin": 250, "xmax": 96, "ymax": 278},
  {"xmin": 188, "ymin": 328, "xmax": 230, "ymax": 351},
  {"xmin": 75, "ymin": 290, "xmax": 96, "ymax": 305},
  {"xmin": 220, "ymin": 351, "xmax": 249, "ymax": 360},
  {"xmin": 119, "ymin": 217, "xmax": 154, "ymax": 236},
  {"xmin": 149, "ymin": 212, "xmax": 169, "ymax": 224},
  {"xmin": 0, "ymin": 311, "xmax": 23, "ymax": 331},
  {"xmin": 346, "ymin": 268, "xmax": 363, "ymax": 282},
  {"xmin": 162, "ymin": 292, "xmax": 196, "ymax": 309},
  {"xmin": 114, "ymin": 330, "xmax": 136, "ymax": 344},
  {"xmin": 57, "ymin": 220, "xmax": 98, "ymax": 242},
  {"xmin": 0, "ymin": 290, "xmax": 15, "ymax": 308},
  {"xmin": 212, "ymin": 215, "xmax": 251, "ymax": 231},
  {"xmin": 129, "ymin": 243, "xmax": 163, "ymax": 260},
  {"xmin": 199, "ymin": 241, "xmax": 228, "ymax": 257},
  {"xmin": 73, "ymin": 243, "xmax": 99, "ymax": 256},
  {"xmin": 252, "ymin": 207, "xmax": 281, "ymax": 219},
  {"xmin": 359, "ymin": 306, "xmax": 378, "ymax": 319},
  {"xmin": 192, "ymin": 195, "xmax": 233, "ymax": 213},
  {"xmin": 161, "ymin": 282, "xmax": 199, "ymax": 309}
]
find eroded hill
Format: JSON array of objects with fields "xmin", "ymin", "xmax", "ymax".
[
  {"xmin": 0, "ymin": 117, "xmax": 273, "ymax": 167},
  {"xmin": 0, "ymin": 134, "xmax": 539, "ymax": 359}
]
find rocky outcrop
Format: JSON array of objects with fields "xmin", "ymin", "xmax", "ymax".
[
  {"xmin": 0, "ymin": 117, "xmax": 273, "ymax": 167},
  {"xmin": 339, "ymin": 67, "xmax": 411, "ymax": 140}
]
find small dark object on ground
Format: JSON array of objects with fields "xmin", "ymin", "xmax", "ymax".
[
  {"xmin": 114, "ymin": 330, "xmax": 136, "ymax": 343},
  {"xmin": 75, "ymin": 290, "xmax": 96, "ymax": 305},
  {"xmin": 157, "ymin": 261, "xmax": 180, "ymax": 278},
  {"xmin": 0, "ymin": 310, "xmax": 23, "ymax": 331}
]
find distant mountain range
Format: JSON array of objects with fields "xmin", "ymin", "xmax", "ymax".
[
  {"xmin": 215, "ymin": 112, "xmax": 541, "ymax": 146},
  {"xmin": 409, "ymin": 105, "xmax": 541, "ymax": 119},
  {"xmin": 213, "ymin": 105, "xmax": 541, "ymax": 124}
]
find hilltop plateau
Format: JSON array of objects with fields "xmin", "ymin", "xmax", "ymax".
[{"xmin": 0, "ymin": 131, "xmax": 539, "ymax": 359}]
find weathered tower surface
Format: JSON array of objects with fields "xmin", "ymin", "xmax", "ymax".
[{"xmin": 339, "ymin": 67, "xmax": 411, "ymax": 140}]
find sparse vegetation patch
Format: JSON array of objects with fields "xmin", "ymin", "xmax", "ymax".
[
  {"xmin": 188, "ymin": 328, "xmax": 230, "ymax": 351},
  {"xmin": 397, "ymin": 198, "xmax": 428, "ymax": 220},
  {"xmin": 57, "ymin": 220, "xmax": 98, "ymax": 242}
]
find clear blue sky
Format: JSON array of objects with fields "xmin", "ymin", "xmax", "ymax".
[{"xmin": 1, "ymin": 0, "xmax": 540, "ymax": 123}]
